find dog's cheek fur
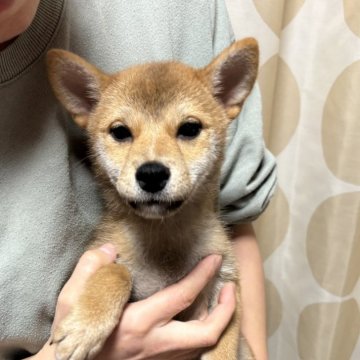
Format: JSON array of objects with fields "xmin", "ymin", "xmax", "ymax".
[
  {"xmin": 93, "ymin": 138, "xmax": 120, "ymax": 186},
  {"xmin": 91, "ymin": 131, "xmax": 137, "ymax": 200},
  {"xmin": 187, "ymin": 131, "xmax": 220, "ymax": 186}
]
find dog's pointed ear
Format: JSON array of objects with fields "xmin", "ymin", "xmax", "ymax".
[
  {"xmin": 46, "ymin": 49, "xmax": 109, "ymax": 128},
  {"xmin": 201, "ymin": 38, "xmax": 259, "ymax": 120}
]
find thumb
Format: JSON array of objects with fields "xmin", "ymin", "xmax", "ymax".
[{"xmin": 53, "ymin": 244, "xmax": 117, "ymax": 328}]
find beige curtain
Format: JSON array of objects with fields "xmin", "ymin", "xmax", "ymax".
[{"xmin": 225, "ymin": 0, "xmax": 360, "ymax": 359}]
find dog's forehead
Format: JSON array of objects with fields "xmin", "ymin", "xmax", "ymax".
[{"xmin": 107, "ymin": 62, "xmax": 209, "ymax": 114}]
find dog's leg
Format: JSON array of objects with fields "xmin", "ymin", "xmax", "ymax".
[
  {"xmin": 52, "ymin": 263, "xmax": 131, "ymax": 360},
  {"xmin": 202, "ymin": 283, "xmax": 256, "ymax": 360}
]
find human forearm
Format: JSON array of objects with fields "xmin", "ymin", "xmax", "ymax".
[{"xmin": 231, "ymin": 223, "xmax": 268, "ymax": 360}]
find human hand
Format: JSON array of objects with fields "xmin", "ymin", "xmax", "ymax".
[
  {"xmin": 29, "ymin": 244, "xmax": 118, "ymax": 359},
  {"xmin": 96, "ymin": 255, "xmax": 236, "ymax": 360},
  {"xmin": 33, "ymin": 248, "xmax": 236, "ymax": 360}
]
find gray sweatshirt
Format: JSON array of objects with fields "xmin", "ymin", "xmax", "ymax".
[{"xmin": 0, "ymin": 0, "xmax": 276, "ymax": 358}]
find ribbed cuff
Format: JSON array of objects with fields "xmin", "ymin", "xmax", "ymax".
[{"xmin": 0, "ymin": 0, "xmax": 65, "ymax": 84}]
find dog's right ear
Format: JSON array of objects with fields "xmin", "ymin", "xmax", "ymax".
[{"xmin": 46, "ymin": 49, "xmax": 109, "ymax": 128}]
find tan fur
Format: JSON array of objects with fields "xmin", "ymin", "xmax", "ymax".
[{"xmin": 47, "ymin": 38, "xmax": 259, "ymax": 360}]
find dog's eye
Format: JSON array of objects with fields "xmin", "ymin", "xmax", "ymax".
[
  {"xmin": 177, "ymin": 121, "xmax": 202, "ymax": 140},
  {"xmin": 110, "ymin": 125, "xmax": 132, "ymax": 142}
]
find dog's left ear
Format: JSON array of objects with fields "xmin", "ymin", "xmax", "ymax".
[{"xmin": 201, "ymin": 38, "xmax": 259, "ymax": 120}]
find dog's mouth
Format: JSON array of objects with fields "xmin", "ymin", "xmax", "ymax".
[{"xmin": 128, "ymin": 199, "xmax": 184, "ymax": 218}]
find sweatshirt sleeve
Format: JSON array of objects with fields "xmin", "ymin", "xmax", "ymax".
[{"xmin": 211, "ymin": 0, "xmax": 277, "ymax": 224}]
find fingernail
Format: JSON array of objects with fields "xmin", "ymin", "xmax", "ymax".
[
  {"xmin": 220, "ymin": 282, "xmax": 236, "ymax": 304},
  {"xmin": 198, "ymin": 307, "xmax": 209, "ymax": 321},
  {"xmin": 212, "ymin": 254, "xmax": 222, "ymax": 269},
  {"xmin": 99, "ymin": 243, "xmax": 117, "ymax": 257},
  {"xmin": 225, "ymin": 282, "xmax": 236, "ymax": 298}
]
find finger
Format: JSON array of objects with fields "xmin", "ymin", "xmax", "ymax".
[
  {"xmin": 134, "ymin": 254, "xmax": 222, "ymax": 327},
  {"xmin": 153, "ymin": 282, "xmax": 236, "ymax": 351},
  {"xmin": 203, "ymin": 282, "xmax": 236, "ymax": 329},
  {"xmin": 53, "ymin": 244, "xmax": 117, "ymax": 326},
  {"xmin": 197, "ymin": 304, "xmax": 209, "ymax": 321},
  {"xmin": 62, "ymin": 243, "xmax": 117, "ymax": 292}
]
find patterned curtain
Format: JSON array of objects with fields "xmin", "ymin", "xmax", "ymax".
[{"xmin": 225, "ymin": 1, "xmax": 360, "ymax": 359}]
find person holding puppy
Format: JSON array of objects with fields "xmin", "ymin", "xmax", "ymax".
[{"xmin": 0, "ymin": 0, "xmax": 276, "ymax": 359}]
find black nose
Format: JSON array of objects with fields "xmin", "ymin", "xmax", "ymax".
[{"xmin": 136, "ymin": 162, "xmax": 170, "ymax": 193}]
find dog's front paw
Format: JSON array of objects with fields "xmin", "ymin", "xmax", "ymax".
[{"xmin": 51, "ymin": 312, "xmax": 111, "ymax": 360}]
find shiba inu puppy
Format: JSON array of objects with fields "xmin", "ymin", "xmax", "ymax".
[{"xmin": 47, "ymin": 37, "xmax": 259, "ymax": 360}]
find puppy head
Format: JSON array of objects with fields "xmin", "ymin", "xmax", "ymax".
[{"xmin": 47, "ymin": 38, "xmax": 258, "ymax": 219}]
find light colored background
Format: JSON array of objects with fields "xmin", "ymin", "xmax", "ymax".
[{"xmin": 225, "ymin": 1, "xmax": 360, "ymax": 359}]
